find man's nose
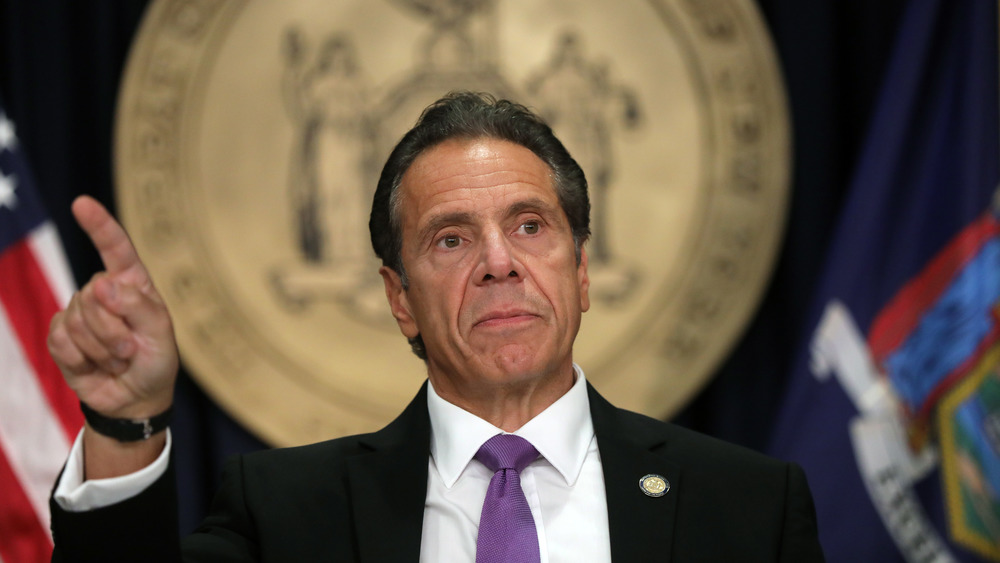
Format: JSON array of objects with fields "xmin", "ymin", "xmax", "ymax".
[{"xmin": 477, "ymin": 230, "xmax": 519, "ymax": 283}]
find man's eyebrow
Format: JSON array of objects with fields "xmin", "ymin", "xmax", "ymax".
[
  {"xmin": 505, "ymin": 198, "xmax": 559, "ymax": 218},
  {"xmin": 416, "ymin": 198, "xmax": 559, "ymax": 242},
  {"xmin": 418, "ymin": 211, "xmax": 475, "ymax": 242}
]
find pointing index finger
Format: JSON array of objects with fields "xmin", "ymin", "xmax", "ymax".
[{"xmin": 71, "ymin": 196, "xmax": 149, "ymax": 282}]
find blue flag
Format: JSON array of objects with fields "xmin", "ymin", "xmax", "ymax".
[{"xmin": 768, "ymin": 0, "xmax": 1000, "ymax": 561}]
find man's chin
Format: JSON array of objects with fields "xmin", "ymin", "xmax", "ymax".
[{"xmin": 480, "ymin": 346, "xmax": 572, "ymax": 387}]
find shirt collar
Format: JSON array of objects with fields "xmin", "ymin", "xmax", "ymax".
[{"xmin": 427, "ymin": 364, "xmax": 595, "ymax": 488}]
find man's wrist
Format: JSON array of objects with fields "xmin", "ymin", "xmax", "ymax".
[{"xmin": 80, "ymin": 401, "xmax": 173, "ymax": 442}]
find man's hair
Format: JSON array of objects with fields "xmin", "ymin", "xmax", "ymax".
[{"xmin": 369, "ymin": 91, "xmax": 591, "ymax": 359}]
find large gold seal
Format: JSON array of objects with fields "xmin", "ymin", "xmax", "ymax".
[{"xmin": 115, "ymin": 0, "xmax": 790, "ymax": 446}]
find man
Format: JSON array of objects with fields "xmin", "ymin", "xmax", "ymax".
[{"xmin": 48, "ymin": 92, "xmax": 824, "ymax": 561}]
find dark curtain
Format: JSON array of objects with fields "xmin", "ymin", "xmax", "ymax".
[
  {"xmin": 0, "ymin": 0, "xmax": 907, "ymax": 535},
  {"xmin": 675, "ymin": 0, "xmax": 908, "ymax": 448}
]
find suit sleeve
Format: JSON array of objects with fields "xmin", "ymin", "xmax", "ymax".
[
  {"xmin": 779, "ymin": 462, "xmax": 826, "ymax": 562},
  {"xmin": 181, "ymin": 455, "xmax": 261, "ymax": 562},
  {"xmin": 50, "ymin": 457, "xmax": 182, "ymax": 563},
  {"xmin": 50, "ymin": 455, "xmax": 264, "ymax": 563}
]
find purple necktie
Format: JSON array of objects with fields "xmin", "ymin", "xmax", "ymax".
[{"xmin": 475, "ymin": 434, "xmax": 541, "ymax": 563}]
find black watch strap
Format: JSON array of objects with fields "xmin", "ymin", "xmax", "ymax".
[{"xmin": 79, "ymin": 401, "xmax": 173, "ymax": 442}]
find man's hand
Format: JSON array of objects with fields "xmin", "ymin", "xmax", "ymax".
[{"xmin": 47, "ymin": 196, "xmax": 178, "ymax": 477}]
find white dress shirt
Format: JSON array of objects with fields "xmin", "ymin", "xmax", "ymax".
[
  {"xmin": 54, "ymin": 426, "xmax": 171, "ymax": 511},
  {"xmin": 421, "ymin": 365, "xmax": 611, "ymax": 562},
  {"xmin": 54, "ymin": 365, "xmax": 612, "ymax": 562}
]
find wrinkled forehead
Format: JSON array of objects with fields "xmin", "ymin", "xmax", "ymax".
[{"xmin": 397, "ymin": 138, "xmax": 558, "ymax": 220}]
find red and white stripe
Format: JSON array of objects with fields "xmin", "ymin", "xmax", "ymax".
[{"xmin": 0, "ymin": 221, "xmax": 81, "ymax": 563}]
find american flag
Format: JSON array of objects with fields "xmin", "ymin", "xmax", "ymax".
[{"xmin": 0, "ymin": 106, "xmax": 83, "ymax": 561}]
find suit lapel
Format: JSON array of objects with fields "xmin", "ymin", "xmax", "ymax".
[
  {"xmin": 342, "ymin": 381, "xmax": 681, "ymax": 561},
  {"xmin": 588, "ymin": 385, "xmax": 680, "ymax": 562},
  {"xmin": 347, "ymin": 383, "xmax": 431, "ymax": 563}
]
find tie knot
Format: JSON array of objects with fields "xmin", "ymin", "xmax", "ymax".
[{"xmin": 476, "ymin": 434, "xmax": 539, "ymax": 473}]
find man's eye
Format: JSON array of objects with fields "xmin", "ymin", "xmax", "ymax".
[
  {"xmin": 439, "ymin": 235, "xmax": 461, "ymax": 248},
  {"xmin": 521, "ymin": 221, "xmax": 540, "ymax": 234}
]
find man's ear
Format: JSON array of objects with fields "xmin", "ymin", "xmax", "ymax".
[
  {"xmin": 380, "ymin": 266, "xmax": 420, "ymax": 338},
  {"xmin": 578, "ymin": 245, "xmax": 591, "ymax": 313}
]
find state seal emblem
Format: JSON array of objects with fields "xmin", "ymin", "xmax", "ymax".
[{"xmin": 115, "ymin": 0, "xmax": 790, "ymax": 446}]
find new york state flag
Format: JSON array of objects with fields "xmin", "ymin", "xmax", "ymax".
[{"xmin": 769, "ymin": 0, "xmax": 1000, "ymax": 561}]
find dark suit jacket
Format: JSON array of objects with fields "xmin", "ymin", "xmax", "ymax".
[{"xmin": 51, "ymin": 383, "xmax": 824, "ymax": 562}]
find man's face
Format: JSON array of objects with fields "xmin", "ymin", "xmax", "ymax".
[{"xmin": 380, "ymin": 138, "xmax": 590, "ymax": 401}]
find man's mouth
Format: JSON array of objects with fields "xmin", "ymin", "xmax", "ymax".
[{"xmin": 474, "ymin": 309, "xmax": 538, "ymax": 329}]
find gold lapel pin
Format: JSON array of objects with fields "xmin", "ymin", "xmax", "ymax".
[{"xmin": 639, "ymin": 474, "xmax": 670, "ymax": 497}]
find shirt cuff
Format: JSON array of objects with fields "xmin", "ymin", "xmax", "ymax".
[{"xmin": 53, "ymin": 427, "xmax": 172, "ymax": 512}]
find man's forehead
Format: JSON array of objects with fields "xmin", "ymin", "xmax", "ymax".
[
  {"xmin": 398, "ymin": 138, "xmax": 559, "ymax": 217},
  {"xmin": 407, "ymin": 137, "xmax": 550, "ymax": 176}
]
